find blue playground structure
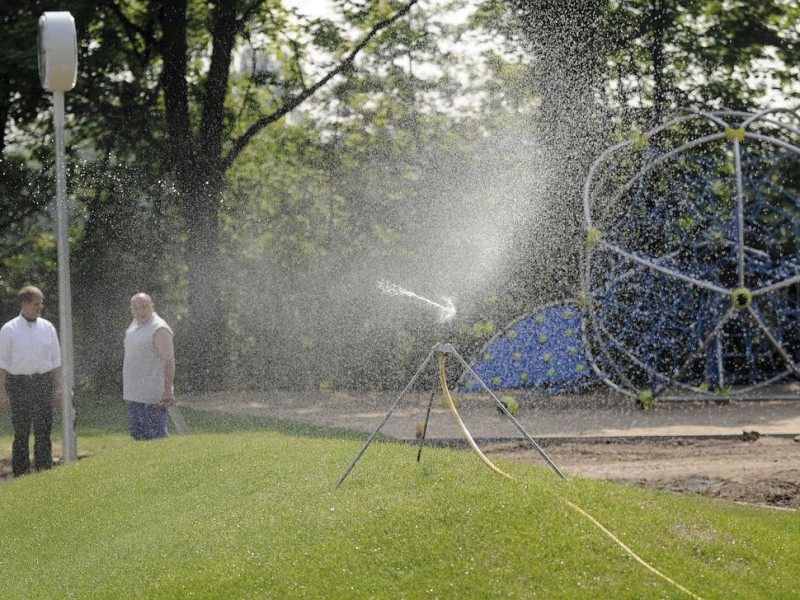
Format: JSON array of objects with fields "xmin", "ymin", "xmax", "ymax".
[
  {"xmin": 458, "ymin": 302, "xmax": 595, "ymax": 393},
  {"xmin": 464, "ymin": 109, "xmax": 800, "ymax": 402}
]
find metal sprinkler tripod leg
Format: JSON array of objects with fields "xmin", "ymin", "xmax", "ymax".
[
  {"xmin": 448, "ymin": 346, "xmax": 568, "ymax": 481},
  {"xmin": 416, "ymin": 382, "xmax": 438, "ymax": 463},
  {"xmin": 335, "ymin": 347, "xmax": 438, "ymax": 489}
]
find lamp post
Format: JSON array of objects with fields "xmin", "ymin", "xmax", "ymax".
[{"xmin": 37, "ymin": 11, "xmax": 78, "ymax": 463}]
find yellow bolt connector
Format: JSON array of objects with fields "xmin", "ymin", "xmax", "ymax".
[
  {"xmin": 725, "ymin": 127, "xmax": 745, "ymax": 141},
  {"xmin": 586, "ymin": 227, "xmax": 603, "ymax": 248},
  {"xmin": 731, "ymin": 287, "xmax": 752, "ymax": 310}
]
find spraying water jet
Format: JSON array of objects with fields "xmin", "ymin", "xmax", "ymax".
[{"xmin": 378, "ymin": 280, "xmax": 456, "ymax": 322}]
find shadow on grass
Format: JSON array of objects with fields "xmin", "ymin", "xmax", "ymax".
[
  {"xmin": 181, "ymin": 406, "xmax": 369, "ymax": 440},
  {"xmin": 0, "ymin": 396, "xmax": 388, "ymax": 481},
  {"xmin": 69, "ymin": 396, "xmax": 375, "ymax": 441}
]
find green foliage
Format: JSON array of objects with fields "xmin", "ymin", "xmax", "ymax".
[
  {"xmin": 637, "ymin": 389, "xmax": 655, "ymax": 409},
  {"xmin": 3, "ymin": 0, "xmax": 799, "ymax": 393},
  {"xmin": 472, "ymin": 319, "xmax": 495, "ymax": 337},
  {"xmin": 604, "ymin": 0, "xmax": 798, "ymax": 115},
  {"xmin": 0, "ymin": 150, "xmax": 61, "ymax": 316},
  {"xmin": 506, "ymin": 0, "xmax": 799, "ymax": 121},
  {"xmin": 499, "ymin": 395, "xmax": 519, "ymax": 415},
  {"xmin": 0, "ymin": 223, "xmax": 57, "ymax": 300}
]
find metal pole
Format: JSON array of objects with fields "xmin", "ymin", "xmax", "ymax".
[
  {"xmin": 53, "ymin": 91, "xmax": 77, "ymax": 463},
  {"xmin": 335, "ymin": 346, "xmax": 438, "ymax": 489},
  {"xmin": 442, "ymin": 343, "xmax": 567, "ymax": 480},
  {"xmin": 415, "ymin": 383, "xmax": 437, "ymax": 463},
  {"xmin": 336, "ymin": 342, "xmax": 568, "ymax": 488}
]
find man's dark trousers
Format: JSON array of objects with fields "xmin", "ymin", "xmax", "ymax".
[{"xmin": 7, "ymin": 374, "xmax": 53, "ymax": 476}]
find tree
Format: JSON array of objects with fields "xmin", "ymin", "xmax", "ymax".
[
  {"xmin": 213, "ymin": 0, "xmax": 556, "ymax": 391},
  {"xmin": 599, "ymin": 0, "xmax": 798, "ymax": 119},
  {"xmin": 477, "ymin": 0, "xmax": 613, "ymax": 304},
  {"xmin": 4, "ymin": 0, "xmax": 539, "ymax": 392},
  {"xmin": 479, "ymin": 0, "xmax": 800, "ymax": 305},
  {"xmin": 6, "ymin": 0, "xmax": 797, "ymax": 392},
  {"xmin": 141, "ymin": 1, "xmax": 423, "ymax": 388},
  {"xmin": 43, "ymin": 0, "xmax": 420, "ymax": 390}
]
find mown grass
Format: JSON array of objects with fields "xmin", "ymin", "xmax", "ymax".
[{"xmin": 0, "ymin": 399, "xmax": 797, "ymax": 599}]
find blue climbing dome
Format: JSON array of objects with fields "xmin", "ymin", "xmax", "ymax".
[
  {"xmin": 460, "ymin": 109, "xmax": 800, "ymax": 402},
  {"xmin": 458, "ymin": 302, "xmax": 596, "ymax": 393},
  {"xmin": 582, "ymin": 108, "xmax": 800, "ymax": 401}
]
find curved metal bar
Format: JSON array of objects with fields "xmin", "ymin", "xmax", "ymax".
[
  {"xmin": 670, "ymin": 307, "xmax": 737, "ymax": 384},
  {"xmin": 753, "ymin": 272, "xmax": 800, "ymax": 296},
  {"xmin": 599, "ymin": 240, "xmax": 729, "ymax": 295},
  {"xmin": 733, "ymin": 137, "xmax": 746, "ymax": 287},
  {"xmin": 746, "ymin": 306, "xmax": 800, "ymax": 377},
  {"xmin": 581, "ymin": 295, "xmax": 642, "ymax": 394},
  {"xmin": 591, "ymin": 317, "xmax": 676, "ymax": 389},
  {"xmin": 581, "ymin": 108, "xmax": 800, "ymax": 399},
  {"xmin": 600, "ymin": 133, "xmax": 727, "ymax": 220},
  {"xmin": 746, "ymin": 132, "xmax": 800, "ymax": 157}
]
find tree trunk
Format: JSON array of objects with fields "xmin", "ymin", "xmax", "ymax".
[
  {"xmin": 155, "ymin": 0, "xmax": 417, "ymax": 391},
  {"xmin": 181, "ymin": 171, "xmax": 227, "ymax": 391},
  {"xmin": 648, "ymin": 0, "xmax": 669, "ymax": 121},
  {"xmin": 161, "ymin": 0, "xmax": 237, "ymax": 391}
]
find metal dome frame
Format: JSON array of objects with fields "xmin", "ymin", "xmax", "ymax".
[{"xmin": 581, "ymin": 108, "xmax": 800, "ymax": 403}]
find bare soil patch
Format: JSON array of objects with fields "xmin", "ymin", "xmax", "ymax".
[{"xmin": 487, "ymin": 434, "xmax": 800, "ymax": 509}]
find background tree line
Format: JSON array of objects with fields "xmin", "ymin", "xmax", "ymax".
[{"xmin": 0, "ymin": 0, "xmax": 797, "ymax": 397}]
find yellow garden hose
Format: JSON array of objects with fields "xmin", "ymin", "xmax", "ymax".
[
  {"xmin": 562, "ymin": 498, "xmax": 704, "ymax": 600},
  {"xmin": 438, "ymin": 355, "xmax": 515, "ymax": 480},
  {"xmin": 437, "ymin": 354, "xmax": 704, "ymax": 600}
]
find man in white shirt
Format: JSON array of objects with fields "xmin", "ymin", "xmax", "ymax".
[
  {"xmin": 0, "ymin": 286, "xmax": 62, "ymax": 476},
  {"xmin": 123, "ymin": 292, "xmax": 175, "ymax": 440}
]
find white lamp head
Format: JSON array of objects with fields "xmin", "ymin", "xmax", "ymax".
[{"xmin": 37, "ymin": 12, "xmax": 77, "ymax": 92}]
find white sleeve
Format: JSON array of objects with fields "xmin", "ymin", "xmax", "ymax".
[
  {"xmin": 50, "ymin": 324, "xmax": 62, "ymax": 369},
  {"xmin": 0, "ymin": 325, "xmax": 11, "ymax": 372}
]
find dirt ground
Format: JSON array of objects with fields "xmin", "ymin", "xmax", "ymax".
[
  {"xmin": 487, "ymin": 435, "xmax": 800, "ymax": 510},
  {"xmin": 187, "ymin": 390, "xmax": 800, "ymax": 510}
]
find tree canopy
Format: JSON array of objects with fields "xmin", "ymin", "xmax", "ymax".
[{"xmin": 1, "ymin": 0, "xmax": 797, "ymax": 394}]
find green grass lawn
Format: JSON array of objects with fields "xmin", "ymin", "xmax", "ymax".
[{"xmin": 0, "ymin": 399, "xmax": 796, "ymax": 599}]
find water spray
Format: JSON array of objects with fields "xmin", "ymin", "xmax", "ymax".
[{"xmin": 378, "ymin": 280, "xmax": 456, "ymax": 322}]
